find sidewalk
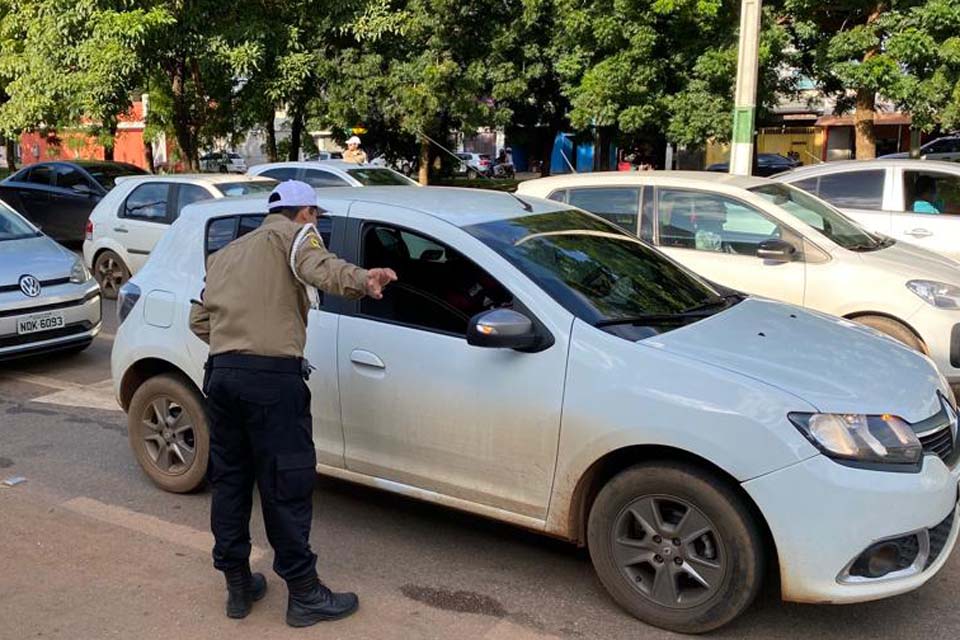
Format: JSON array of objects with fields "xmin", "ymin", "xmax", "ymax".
[{"xmin": 0, "ymin": 487, "xmax": 559, "ymax": 640}]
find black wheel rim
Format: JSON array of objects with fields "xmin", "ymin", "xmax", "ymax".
[
  {"xmin": 96, "ymin": 255, "xmax": 125, "ymax": 296},
  {"xmin": 611, "ymin": 495, "xmax": 726, "ymax": 609},
  {"xmin": 138, "ymin": 396, "xmax": 197, "ymax": 476}
]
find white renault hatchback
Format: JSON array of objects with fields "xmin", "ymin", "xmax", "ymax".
[
  {"xmin": 83, "ymin": 174, "xmax": 275, "ymax": 298},
  {"xmin": 518, "ymin": 171, "xmax": 960, "ymax": 393},
  {"xmin": 112, "ymin": 187, "xmax": 960, "ymax": 633}
]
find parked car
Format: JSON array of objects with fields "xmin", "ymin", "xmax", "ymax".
[
  {"xmin": 198, "ymin": 151, "xmax": 247, "ymax": 174},
  {"xmin": 775, "ymin": 159, "xmax": 960, "ymax": 260},
  {"xmin": 82, "ymin": 174, "xmax": 275, "ymax": 299},
  {"xmin": 0, "ymin": 160, "xmax": 147, "ymax": 244},
  {"xmin": 454, "ymin": 152, "xmax": 492, "ymax": 178},
  {"xmin": 0, "ymin": 198, "xmax": 100, "ymax": 359},
  {"xmin": 882, "ymin": 135, "xmax": 960, "ymax": 162},
  {"xmin": 705, "ymin": 153, "xmax": 800, "ymax": 177},
  {"xmin": 248, "ymin": 160, "xmax": 417, "ymax": 187},
  {"xmin": 113, "ymin": 186, "xmax": 959, "ymax": 633},
  {"xmin": 517, "ymin": 171, "xmax": 960, "ymax": 391}
]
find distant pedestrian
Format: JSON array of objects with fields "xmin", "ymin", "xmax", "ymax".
[{"xmin": 342, "ymin": 136, "xmax": 368, "ymax": 164}]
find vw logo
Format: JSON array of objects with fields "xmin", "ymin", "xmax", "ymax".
[{"xmin": 19, "ymin": 275, "xmax": 41, "ymax": 298}]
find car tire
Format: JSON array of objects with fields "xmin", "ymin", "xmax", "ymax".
[
  {"xmin": 93, "ymin": 250, "xmax": 130, "ymax": 300},
  {"xmin": 127, "ymin": 373, "xmax": 209, "ymax": 494},
  {"xmin": 587, "ymin": 462, "xmax": 764, "ymax": 634},
  {"xmin": 853, "ymin": 315, "xmax": 925, "ymax": 353}
]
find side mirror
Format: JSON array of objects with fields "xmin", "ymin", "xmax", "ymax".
[
  {"xmin": 467, "ymin": 308, "xmax": 541, "ymax": 350},
  {"xmin": 756, "ymin": 239, "xmax": 797, "ymax": 262}
]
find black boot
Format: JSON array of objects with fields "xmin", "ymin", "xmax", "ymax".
[
  {"xmin": 286, "ymin": 574, "xmax": 358, "ymax": 627},
  {"xmin": 224, "ymin": 566, "xmax": 268, "ymax": 619}
]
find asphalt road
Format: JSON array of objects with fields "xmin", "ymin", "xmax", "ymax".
[{"xmin": 3, "ymin": 300, "xmax": 960, "ymax": 639}]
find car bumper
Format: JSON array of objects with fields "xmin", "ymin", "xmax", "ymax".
[
  {"xmin": 0, "ymin": 281, "xmax": 102, "ymax": 359},
  {"xmin": 743, "ymin": 453, "xmax": 959, "ymax": 604},
  {"xmin": 906, "ymin": 304, "xmax": 960, "ymax": 384}
]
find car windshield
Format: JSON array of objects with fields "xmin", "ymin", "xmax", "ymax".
[
  {"xmin": 0, "ymin": 201, "xmax": 39, "ymax": 241},
  {"xmin": 215, "ymin": 180, "xmax": 276, "ymax": 197},
  {"xmin": 750, "ymin": 183, "xmax": 889, "ymax": 251},
  {"xmin": 466, "ymin": 210, "xmax": 730, "ymax": 337},
  {"xmin": 345, "ymin": 168, "xmax": 413, "ymax": 186},
  {"xmin": 85, "ymin": 164, "xmax": 147, "ymax": 190}
]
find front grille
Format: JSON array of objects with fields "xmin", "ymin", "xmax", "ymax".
[
  {"xmin": 0, "ymin": 321, "xmax": 93, "ymax": 349},
  {"xmin": 0, "ymin": 277, "xmax": 71, "ymax": 294},
  {"xmin": 920, "ymin": 426, "xmax": 955, "ymax": 464},
  {"xmin": 0, "ymin": 289, "xmax": 100, "ymax": 318},
  {"xmin": 925, "ymin": 510, "xmax": 955, "ymax": 569}
]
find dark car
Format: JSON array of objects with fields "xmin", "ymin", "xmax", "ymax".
[
  {"xmin": 0, "ymin": 160, "xmax": 148, "ymax": 245},
  {"xmin": 706, "ymin": 153, "xmax": 800, "ymax": 177}
]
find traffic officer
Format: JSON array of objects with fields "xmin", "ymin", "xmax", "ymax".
[
  {"xmin": 342, "ymin": 135, "xmax": 368, "ymax": 164},
  {"xmin": 189, "ymin": 180, "xmax": 397, "ymax": 627}
]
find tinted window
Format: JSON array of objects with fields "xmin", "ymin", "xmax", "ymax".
[
  {"xmin": 302, "ymin": 169, "xmax": 349, "ymax": 188},
  {"xmin": 359, "ymin": 224, "xmax": 512, "ymax": 336},
  {"xmin": 345, "ymin": 168, "xmax": 412, "ymax": 186},
  {"xmin": 658, "ymin": 189, "xmax": 782, "ymax": 256},
  {"xmin": 215, "ymin": 181, "xmax": 276, "ymax": 197},
  {"xmin": 85, "ymin": 164, "xmax": 146, "ymax": 190},
  {"xmin": 791, "ymin": 177, "xmax": 819, "ymax": 194},
  {"xmin": 547, "ymin": 190, "xmax": 567, "ymax": 203},
  {"xmin": 466, "ymin": 210, "xmax": 719, "ymax": 328},
  {"xmin": 175, "ymin": 184, "xmax": 213, "ymax": 218},
  {"xmin": 568, "ymin": 187, "xmax": 640, "ymax": 233},
  {"xmin": 54, "ymin": 165, "xmax": 89, "ymax": 190},
  {"xmin": 205, "ymin": 215, "xmax": 332, "ymax": 256},
  {"xmin": 123, "ymin": 183, "xmax": 170, "ymax": 221},
  {"xmin": 904, "ymin": 172, "xmax": 960, "ymax": 215},
  {"xmin": 815, "ymin": 170, "xmax": 884, "ymax": 210},
  {"xmin": 926, "ymin": 139, "xmax": 959, "ymax": 154},
  {"xmin": 27, "ymin": 165, "xmax": 53, "ymax": 186},
  {"xmin": 260, "ymin": 167, "xmax": 299, "ymax": 182}
]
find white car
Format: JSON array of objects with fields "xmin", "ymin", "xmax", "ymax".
[
  {"xmin": 776, "ymin": 159, "xmax": 960, "ymax": 260},
  {"xmin": 882, "ymin": 136, "xmax": 960, "ymax": 162},
  {"xmin": 454, "ymin": 152, "xmax": 493, "ymax": 178},
  {"xmin": 517, "ymin": 171, "xmax": 960, "ymax": 391},
  {"xmin": 198, "ymin": 151, "xmax": 247, "ymax": 174},
  {"xmin": 82, "ymin": 174, "xmax": 275, "ymax": 298},
  {"xmin": 113, "ymin": 186, "xmax": 959, "ymax": 633},
  {"xmin": 248, "ymin": 160, "xmax": 418, "ymax": 187}
]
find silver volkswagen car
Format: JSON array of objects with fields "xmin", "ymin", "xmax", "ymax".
[{"xmin": 0, "ymin": 199, "xmax": 101, "ymax": 359}]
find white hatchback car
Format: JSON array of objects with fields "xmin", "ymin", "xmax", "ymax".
[
  {"xmin": 247, "ymin": 160, "xmax": 418, "ymax": 188},
  {"xmin": 113, "ymin": 187, "xmax": 959, "ymax": 633},
  {"xmin": 82, "ymin": 174, "xmax": 275, "ymax": 298},
  {"xmin": 776, "ymin": 159, "xmax": 960, "ymax": 260},
  {"xmin": 518, "ymin": 171, "xmax": 960, "ymax": 392}
]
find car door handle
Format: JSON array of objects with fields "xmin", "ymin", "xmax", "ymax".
[
  {"xmin": 906, "ymin": 228, "xmax": 933, "ymax": 238},
  {"xmin": 113, "ymin": 226, "xmax": 128, "ymax": 233},
  {"xmin": 350, "ymin": 349, "xmax": 385, "ymax": 369}
]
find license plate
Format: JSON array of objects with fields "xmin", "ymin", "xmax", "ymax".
[{"xmin": 16, "ymin": 311, "xmax": 65, "ymax": 335}]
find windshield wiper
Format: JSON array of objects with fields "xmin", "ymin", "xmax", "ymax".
[
  {"xmin": 596, "ymin": 293, "xmax": 743, "ymax": 328},
  {"xmin": 680, "ymin": 293, "xmax": 742, "ymax": 314}
]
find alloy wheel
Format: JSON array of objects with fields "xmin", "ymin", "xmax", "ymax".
[
  {"xmin": 96, "ymin": 255, "xmax": 125, "ymax": 297},
  {"xmin": 611, "ymin": 495, "xmax": 726, "ymax": 609},
  {"xmin": 139, "ymin": 397, "xmax": 197, "ymax": 475}
]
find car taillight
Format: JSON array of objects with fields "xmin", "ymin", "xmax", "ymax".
[
  {"xmin": 117, "ymin": 281, "xmax": 141, "ymax": 325},
  {"xmin": 85, "ymin": 220, "xmax": 93, "ymax": 241}
]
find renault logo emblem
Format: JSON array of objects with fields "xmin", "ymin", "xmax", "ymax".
[{"xmin": 19, "ymin": 275, "xmax": 41, "ymax": 298}]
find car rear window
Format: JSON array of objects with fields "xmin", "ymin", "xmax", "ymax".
[
  {"xmin": 205, "ymin": 215, "xmax": 332, "ymax": 256},
  {"xmin": 86, "ymin": 164, "xmax": 148, "ymax": 190},
  {"xmin": 215, "ymin": 180, "xmax": 276, "ymax": 197},
  {"xmin": 345, "ymin": 168, "xmax": 413, "ymax": 186}
]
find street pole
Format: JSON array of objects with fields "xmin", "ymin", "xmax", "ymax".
[{"xmin": 729, "ymin": 0, "xmax": 762, "ymax": 176}]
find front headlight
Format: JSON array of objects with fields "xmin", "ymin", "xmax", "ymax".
[
  {"xmin": 907, "ymin": 280, "xmax": 960, "ymax": 309},
  {"xmin": 789, "ymin": 413, "xmax": 922, "ymax": 465},
  {"xmin": 69, "ymin": 258, "xmax": 91, "ymax": 284}
]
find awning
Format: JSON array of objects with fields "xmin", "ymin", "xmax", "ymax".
[{"xmin": 815, "ymin": 112, "xmax": 912, "ymax": 127}]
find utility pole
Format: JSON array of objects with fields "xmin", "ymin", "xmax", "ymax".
[{"xmin": 729, "ymin": 0, "xmax": 762, "ymax": 176}]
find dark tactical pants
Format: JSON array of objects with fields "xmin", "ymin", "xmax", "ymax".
[{"xmin": 205, "ymin": 354, "xmax": 318, "ymax": 582}]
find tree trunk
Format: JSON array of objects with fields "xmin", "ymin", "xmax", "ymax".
[
  {"xmin": 102, "ymin": 118, "xmax": 117, "ymax": 162},
  {"xmin": 264, "ymin": 109, "xmax": 278, "ymax": 162},
  {"xmin": 170, "ymin": 62, "xmax": 198, "ymax": 171},
  {"xmin": 287, "ymin": 104, "xmax": 303, "ymax": 161},
  {"xmin": 854, "ymin": 88, "xmax": 877, "ymax": 160},
  {"xmin": 4, "ymin": 138, "xmax": 16, "ymax": 172},
  {"xmin": 144, "ymin": 136, "xmax": 155, "ymax": 173},
  {"xmin": 539, "ymin": 129, "xmax": 555, "ymax": 177},
  {"xmin": 418, "ymin": 135, "xmax": 431, "ymax": 185}
]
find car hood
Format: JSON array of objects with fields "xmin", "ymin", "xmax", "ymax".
[
  {"xmin": 856, "ymin": 239, "xmax": 960, "ymax": 284},
  {"xmin": 0, "ymin": 235, "xmax": 75, "ymax": 284},
  {"xmin": 648, "ymin": 298, "xmax": 944, "ymax": 422}
]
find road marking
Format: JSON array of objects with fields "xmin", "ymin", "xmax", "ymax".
[
  {"xmin": 62, "ymin": 497, "xmax": 266, "ymax": 563},
  {"xmin": 0, "ymin": 372, "xmax": 121, "ymax": 412}
]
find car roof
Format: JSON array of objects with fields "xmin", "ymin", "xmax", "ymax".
[
  {"xmin": 776, "ymin": 158, "xmax": 960, "ymax": 179},
  {"xmin": 517, "ymin": 170, "xmax": 771, "ymax": 192},
  {"xmin": 179, "ymin": 186, "xmax": 564, "ymax": 227},
  {"xmin": 114, "ymin": 173, "xmax": 274, "ymax": 186},
  {"xmin": 249, "ymin": 160, "xmax": 389, "ymax": 171}
]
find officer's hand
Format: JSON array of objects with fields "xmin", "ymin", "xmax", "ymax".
[{"xmin": 365, "ymin": 268, "xmax": 398, "ymax": 300}]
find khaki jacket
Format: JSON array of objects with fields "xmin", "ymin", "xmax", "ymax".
[
  {"xmin": 189, "ymin": 214, "xmax": 368, "ymax": 358},
  {"xmin": 342, "ymin": 148, "xmax": 368, "ymax": 164}
]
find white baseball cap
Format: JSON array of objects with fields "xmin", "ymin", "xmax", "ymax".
[
  {"xmin": 267, "ymin": 180, "xmax": 318, "ymax": 210},
  {"xmin": 346, "ymin": 135, "xmax": 362, "ymax": 145}
]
